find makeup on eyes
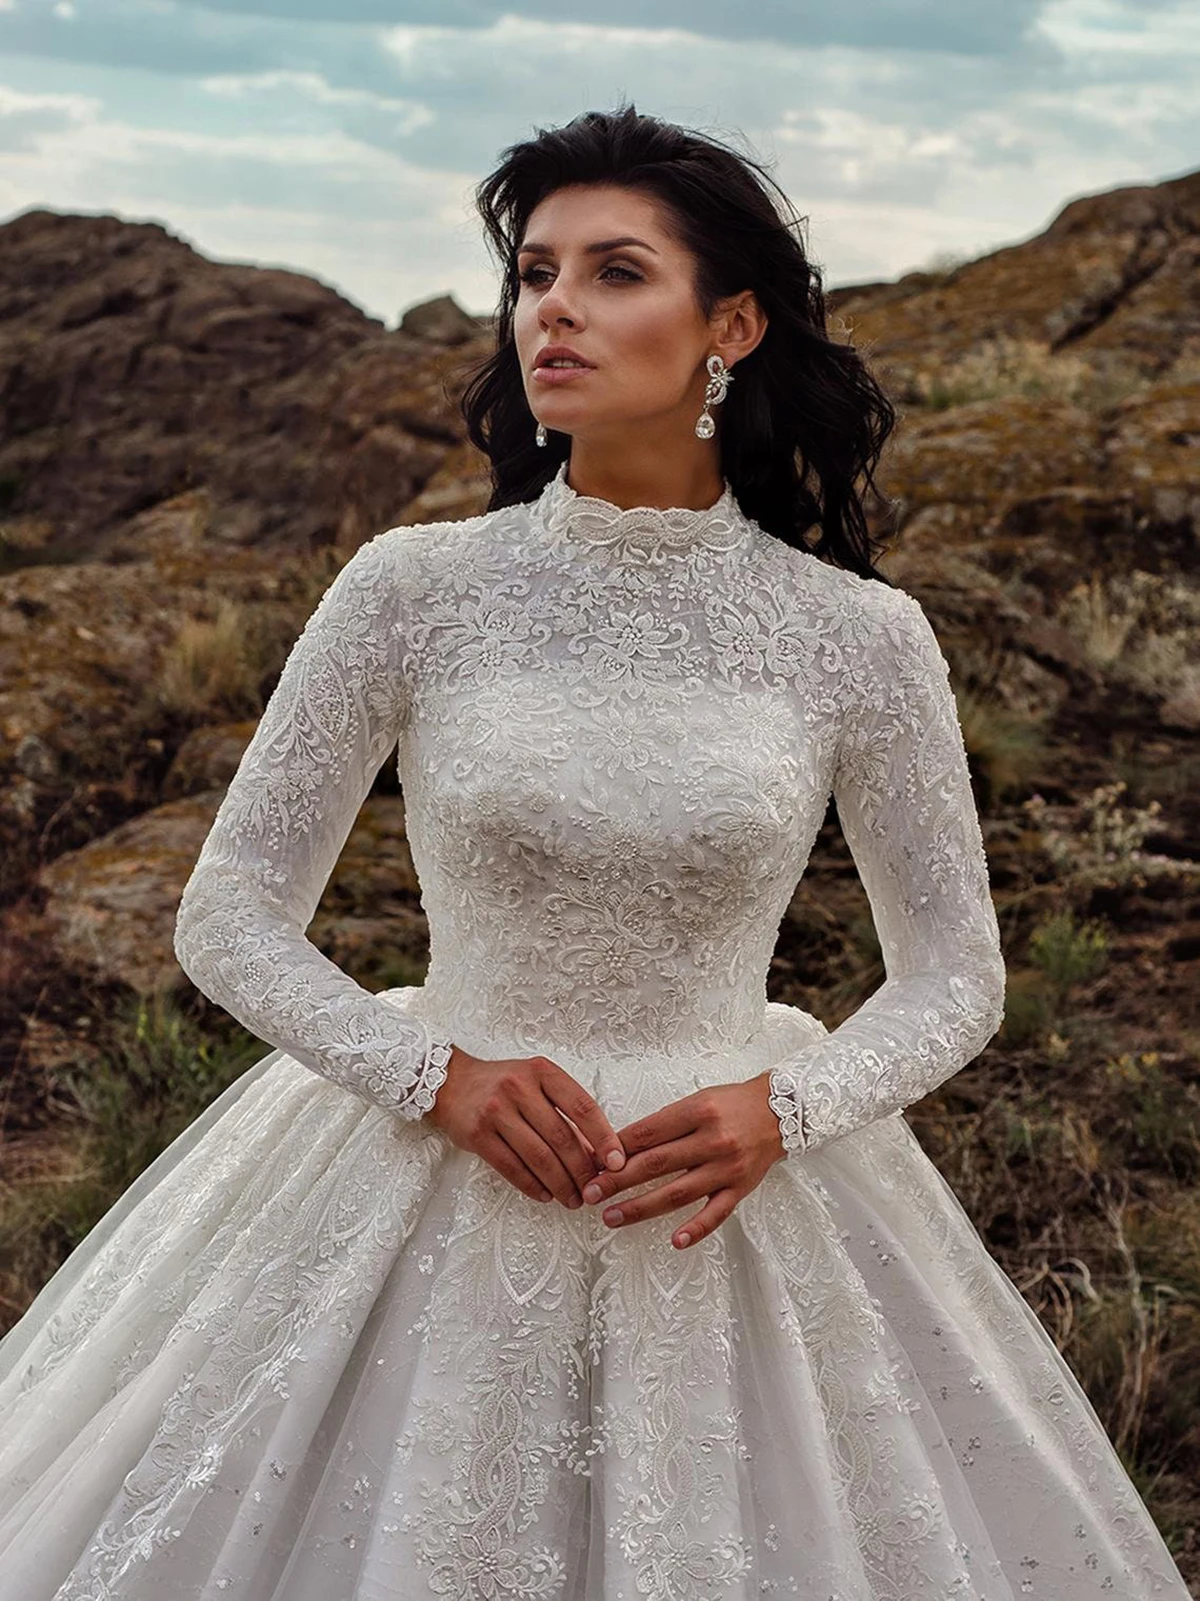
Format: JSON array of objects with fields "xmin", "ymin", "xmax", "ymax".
[{"xmin": 518, "ymin": 263, "xmax": 642, "ymax": 286}]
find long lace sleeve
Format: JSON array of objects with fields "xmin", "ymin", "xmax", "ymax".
[
  {"xmin": 768, "ymin": 585, "xmax": 1006, "ymax": 1156},
  {"xmin": 172, "ymin": 529, "xmax": 452, "ymax": 1119}
]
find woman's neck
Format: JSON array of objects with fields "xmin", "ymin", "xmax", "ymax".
[{"xmin": 563, "ymin": 448, "xmax": 727, "ymax": 514}]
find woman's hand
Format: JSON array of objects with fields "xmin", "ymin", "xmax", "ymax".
[
  {"xmin": 578, "ymin": 1072, "xmax": 786, "ymax": 1249},
  {"xmin": 427, "ymin": 1045, "xmax": 627, "ymax": 1208}
]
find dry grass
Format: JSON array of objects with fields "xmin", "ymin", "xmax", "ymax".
[
  {"xmin": 1056, "ymin": 573, "xmax": 1200, "ymax": 726},
  {"xmin": 912, "ymin": 335, "xmax": 1152, "ymax": 412},
  {"xmin": 156, "ymin": 598, "xmax": 265, "ymax": 719}
]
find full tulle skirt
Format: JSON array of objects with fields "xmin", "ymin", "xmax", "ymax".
[{"xmin": 0, "ymin": 989, "xmax": 1192, "ymax": 1600}]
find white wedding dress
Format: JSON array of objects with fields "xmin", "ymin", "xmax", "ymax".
[{"xmin": 0, "ymin": 463, "xmax": 1193, "ymax": 1600}]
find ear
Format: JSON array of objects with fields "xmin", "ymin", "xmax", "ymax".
[{"xmin": 710, "ymin": 289, "xmax": 768, "ymax": 368}]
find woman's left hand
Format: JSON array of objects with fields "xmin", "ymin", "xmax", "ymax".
[{"xmin": 578, "ymin": 1070, "xmax": 786, "ymax": 1250}]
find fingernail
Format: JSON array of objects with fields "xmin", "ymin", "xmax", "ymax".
[
  {"xmin": 606, "ymin": 1149, "xmax": 626, "ymax": 1170},
  {"xmin": 582, "ymin": 1182, "xmax": 603, "ymax": 1204},
  {"xmin": 603, "ymin": 1207, "xmax": 623, "ymax": 1226},
  {"xmin": 674, "ymin": 1231, "xmax": 691, "ymax": 1248},
  {"xmin": 567, "ymin": 1195, "xmax": 582, "ymax": 1209}
]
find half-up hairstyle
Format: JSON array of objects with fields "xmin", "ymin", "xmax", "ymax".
[{"xmin": 459, "ymin": 102, "xmax": 898, "ymax": 580}]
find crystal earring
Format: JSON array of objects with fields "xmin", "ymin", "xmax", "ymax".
[
  {"xmin": 694, "ymin": 354, "xmax": 733, "ymax": 440},
  {"xmin": 535, "ymin": 422, "xmax": 547, "ymax": 448}
]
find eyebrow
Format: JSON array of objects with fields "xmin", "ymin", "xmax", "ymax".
[{"xmin": 516, "ymin": 236, "xmax": 659, "ymax": 256}]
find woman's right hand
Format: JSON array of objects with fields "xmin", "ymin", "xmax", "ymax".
[{"xmin": 426, "ymin": 1045, "xmax": 627, "ymax": 1208}]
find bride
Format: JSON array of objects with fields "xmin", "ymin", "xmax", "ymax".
[{"xmin": 0, "ymin": 103, "xmax": 1193, "ymax": 1600}]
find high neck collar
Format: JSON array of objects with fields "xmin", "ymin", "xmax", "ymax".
[{"xmin": 533, "ymin": 461, "xmax": 753, "ymax": 555}]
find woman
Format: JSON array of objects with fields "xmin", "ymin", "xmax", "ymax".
[{"xmin": 0, "ymin": 105, "xmax": 1192, "ymax": 1600}]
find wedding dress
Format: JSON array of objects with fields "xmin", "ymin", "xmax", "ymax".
[{"xmin": 0, "ymin": 462, "xmax": 1193, "ymax": 1601}]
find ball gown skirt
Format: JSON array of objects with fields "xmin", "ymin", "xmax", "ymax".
[{"xmin": 0, "ymin": 991, "xmax": 1191, "ymax": 1600}]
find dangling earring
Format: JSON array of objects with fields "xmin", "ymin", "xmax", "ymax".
[
  {"xmin": 535, "ymin": 422, "xmax": 547, "ymax": 448},
  {"xmin": 694, "ymin": 354, "xmax": 733, "ymax": 440}
]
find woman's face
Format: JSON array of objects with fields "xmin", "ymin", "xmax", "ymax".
[{"xmin": 513, "ymin": 183, "xmax": 740, "ymax": 450}]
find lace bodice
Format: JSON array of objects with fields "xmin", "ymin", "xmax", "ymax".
[{"xmin": 173, "ymin": 461, "xmax": 1006, "ymax": 1154}]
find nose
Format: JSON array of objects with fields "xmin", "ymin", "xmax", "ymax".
[{"xmin": 538, "ymin": 278, "xmax": 580, "ymax": 331}]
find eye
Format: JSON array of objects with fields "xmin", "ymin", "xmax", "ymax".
[{"xmin": 517, "ymin": 263, "xmax": 643, "ymax": 287}]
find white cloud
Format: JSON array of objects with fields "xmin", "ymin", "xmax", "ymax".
[
  {"xmin": 1036, "ymin": 0, "xmax": 1200, "ymax": 57},
  {"xmin": 0, "ymin": 77, "xmax": 489, "ymax": 314},
  {"xmin": 199, "ymin": 69, "xmax": 434, "ymax": 130},
  {"xmin": 0, "ymin": 2, "xmax": 1194, "ymax": 318}
]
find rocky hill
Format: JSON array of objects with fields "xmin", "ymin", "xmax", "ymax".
[{"xmin": 1, "ymin": 171, "xmax": 1199, "ymax": 1573}]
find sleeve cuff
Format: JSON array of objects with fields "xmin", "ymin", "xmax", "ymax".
[
  {"xmin": 392, "ymin": 1032, "xmax": 453, "ymax": 1121},
  {"xmin": 767, "ymin": 1068, "xmax": 808, "ymax": 1155}
]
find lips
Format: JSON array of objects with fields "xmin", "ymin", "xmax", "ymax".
[{"xmin": 534, "ymin": 345, "xmax": 595, "ymax": 370}]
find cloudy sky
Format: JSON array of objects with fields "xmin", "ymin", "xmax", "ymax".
[{"xmin": 1, "ymin": 0, "xmax": 1196, "ymax": 326}]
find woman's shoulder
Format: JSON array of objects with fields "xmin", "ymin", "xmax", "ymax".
[
  {"xmin": 334, "ymin": 502, "xmax": 520, "ymax": 597},
  {"xmin": 368, "ymin": 504, "xmax": 501, "ymax": 554},
  {"xmin": 765, "ymin": 537, "xmax": 929, "ymax": 639},
  {"xmin": 369, "ymin": 498, "xmax": 535, "ymax": 565}
]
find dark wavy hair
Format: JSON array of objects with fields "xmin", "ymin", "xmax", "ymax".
[{"xmin": 458, "ymin": 102, "xmax": 898, "ymax": 580}]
